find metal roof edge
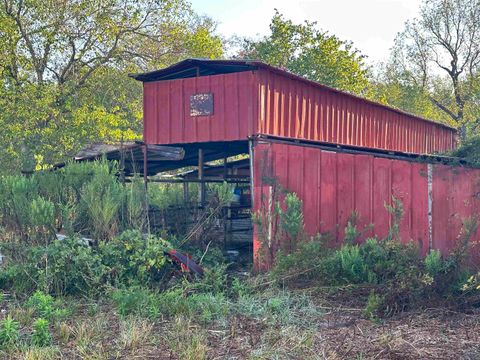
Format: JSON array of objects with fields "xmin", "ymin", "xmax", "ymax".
[{"xmin": 251, "ymin": 134, "xmax": 472, "ymax": 168}]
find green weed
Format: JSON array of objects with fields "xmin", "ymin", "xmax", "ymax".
[
  {"xmin": 31, "ymin": 318, "xmax": 52, "ymax": 347},
  {"xmin": 0, "ymin": 316, "xmax": 20, "ymax": 349}
]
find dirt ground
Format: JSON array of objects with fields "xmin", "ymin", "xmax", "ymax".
[
  {"xmin": 120, "ymin": 307, "xmax": 480, "ymax": 360},
  {"xmin": 4, "ymin": 289, "xmax": 480, "ymax": 359},
  {"xmin": 204, "ymin": 309, "xmax": 480, "ymax": 359}
]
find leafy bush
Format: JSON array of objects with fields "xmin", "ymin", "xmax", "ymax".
[
  {"xmin": 335, "ymin": 244, "xmax": 373, "ymax": 283},
  {"xmin": 359, "ymin": 238, "xmax": 420, "ymax": 284},
  {"xmin": 425, "ymin": 250, "xmax": 443, "ymax": 277},
  {"xmin": 0, "ymin": 263, "xmax": 35, "ymax": 295},
  {"xmin": 270, "ymin": 194, "xmax": 479, "ymax": 315},
  {"xmin": 28, "ymin": 238, "xmax": 108, "ymax": 296},
  {"xmin": 270, "ymin": 233, "xmax": 334, "ymax": 282},
  {"xmin": 1, "ymin": 230, "xmax": 174, "ymax": 296},
  {"xmin": 31, "ymin": 318, "xmax": 51, "ymax": 347},
  {"xmin": 450, "ymin": 135, "xmax": 480, "ymax": 167},
  {"xmin": 188, "ymin": 246, "xmax": 226, "ymax": 269},
  {"xmin": 100, "ymin": 230, "xmax": 171, "ymax": 286},
  {"xmin": 26, "ymin": 292, "xmax": 56, "ymax": 320},
  {"xmin": 0, "ymin": 239, "xmax": 106, "ymax": 297},
  {"xmin": 230, "ymin": 277, "xmax": 253, "ymax": 299},
  {"xmin": 277, "ymin": 193, "xmax": 304, "ymax": 252},
  {"xmin": 0, "ymin": 316, "xmax": 20, "ymax": 349},
  {"xmin": 186, "ymin": 264, "xmax": 228, "ymax": 295}
]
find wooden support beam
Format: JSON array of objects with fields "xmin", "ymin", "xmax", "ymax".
[
  {"xmin": 198, "ymin": 148, "xmax": 205, "ymax": 206},
  {"xmin": 143, "ymin": 144, "xmax": 148, "ymax": 189},
  {"xmin": 146, "ymin": 144, "xmax": 185, "ymax": 160}
]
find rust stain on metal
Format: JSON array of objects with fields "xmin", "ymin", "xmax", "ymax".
[{"xmin": 142, "ymin": 62, "xmax": 456, "ymax": 155}]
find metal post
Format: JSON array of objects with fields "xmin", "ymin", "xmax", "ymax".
[
  {"xmin": 143, "ymin": 144, "xmax": 150, "ymax": 234},
  {"xmin": 248, "ymin": 139, "xmax": 255, "ymax": 262},
  {"xmin": 119, "ymin": 140, "xmax": 126, "ymax": 184},
  {"xmin": 143, "ymin": 144, "xmax": 148, "ymax": 189},
  {"xmin": 223, "ymin": 155, "xmax": 228, "ymax": 248},
  {"xmin": 198, "ymin": 148, "xmax": 205, "ymax": 206},
  {"xmin": 428, "ymin": 163, "xmax": 433, "ymax": 252},
  {"xmin": 248, "ymin": 139, "xmax": 254, "ymax": 207}
]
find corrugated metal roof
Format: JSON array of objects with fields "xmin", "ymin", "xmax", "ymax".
[{"xmin": 131, "ymin": 58, "xmax": 455, "ymax": 132}]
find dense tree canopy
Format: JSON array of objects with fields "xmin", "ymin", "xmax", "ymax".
[
  {"xmin": 370, "ymin": 64, "xmax": 452, "ymax": 124},
  {"xmin": 239, "ymin": 11, "xmax": 370, "ymax": 95},
  {"xmin": 379, "ymin": 0, "xmax": 480, "ymax": 139},
  {"xmin": 0, "ymin": 0, "xmax": 223, "ymax": 172}
]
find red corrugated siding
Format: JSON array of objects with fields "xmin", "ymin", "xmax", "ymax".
[
  {"xmin": 253, "ymin": 140, "xmax": 480, "ymax": 269},
  {"xmin": 432, "ymin": 165, "xmax": 480, "ymax": 255},
  {"xmin": 143, "ymin": 69, "xmax": 456, "ymax": 154},
  {"xmin": 256, "ymin": 70, "xmax": 456, "ymax": 154},
  {"xmin": 143, "ymin": 71, "xmax": 257, "ymax": 144}
]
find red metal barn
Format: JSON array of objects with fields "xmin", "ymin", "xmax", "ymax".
[
  {"xmin": 136, "ymin": 59, "xmax": 456, "ymax": 154},
  {"xmin": 252, "ymin": 136, "xmax": 480, "ymax": 268},
  {"xmin": 132, "ymin": 59, "xmax": 480, "ymax": 270}
]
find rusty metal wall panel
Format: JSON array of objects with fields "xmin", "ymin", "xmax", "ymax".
[
  {"xmin": 432, "ymin": 165, "xmax": 480, "ymax": 255},
  {"xmin": 143, "ymin": 69, "xmax": 455, "ymax": 154},
  {"xmin": 143, "ymin": 71, "xmax": 257, "ymax": 144},
  {"xmin": 256, "ymin": 70, "xmax": 456, "ymax": 154},
  {"xmin": 252, "ymin": 140, "xmax": 480, "ymax": 269}
]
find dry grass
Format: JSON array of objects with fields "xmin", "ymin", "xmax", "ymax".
[
  {"xmin": 19, "ymin": 347, "xmax": 61, "ymax": 360},
  {"xmin": 166, "ymin": 316, "xmax": 209, "ymax": 360},
  {"xmin": 2, "ymin": 294, "xmax": 479, "ymax": 359},
  {"xmin": 56, "ymin": 321, "xmax": 73, "ymax": 344},
  {"xmin": 118, "ymin": 318, "xmax": 153, "ymax": 351}
]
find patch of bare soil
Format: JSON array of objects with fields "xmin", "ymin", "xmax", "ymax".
[
  {"xmin": 200, "ymin": 309, "xmax": 480, "ymax": 359},
  {"xmin": 315, "ymin": 309, "xmax": 480, "ymax": 359}
]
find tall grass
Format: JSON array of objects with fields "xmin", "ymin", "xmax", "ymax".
[{"xmin": 81, "ymin": 161, "xmax": 123, "ymax": 241}]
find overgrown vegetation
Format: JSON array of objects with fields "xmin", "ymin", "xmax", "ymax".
[
  {"xmin": 0, "ymin": 161, "xmax": 479, "ymax": 358},
  {"xmin": 450, "ymin": 135, "xmax": 480, "ymax": 167},
  {"xmin": 0, "ymin": 160, "xmax": 235, "ymax": 297},
  {"xmin": 268, "ymin": 193, "xmax": 480, "ymax": 317}
]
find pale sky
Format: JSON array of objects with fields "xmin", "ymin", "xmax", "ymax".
[{"xmin": 189, "ymin": 0, "xmax": 423, "ymax": 65}]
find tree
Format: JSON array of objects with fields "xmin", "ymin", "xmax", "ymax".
[
  {"xmin": 0, "ymin": 0, "xmax": 223, "ymax": 172},
  {"xmin": 390, "ymin": 0, "xmax": 480, "ymax": 139},
  {"xmin": 370, "ymin": 63, "xmax": 452, "ymax": 124},
  {"xmin": 239, "ymin": 10, "xmax": 370, "ymax": 95}
]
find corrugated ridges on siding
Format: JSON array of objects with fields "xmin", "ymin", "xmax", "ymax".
[{"xmin": 256, "ymin": 70, "xmax": 455, "ymax": 154}]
